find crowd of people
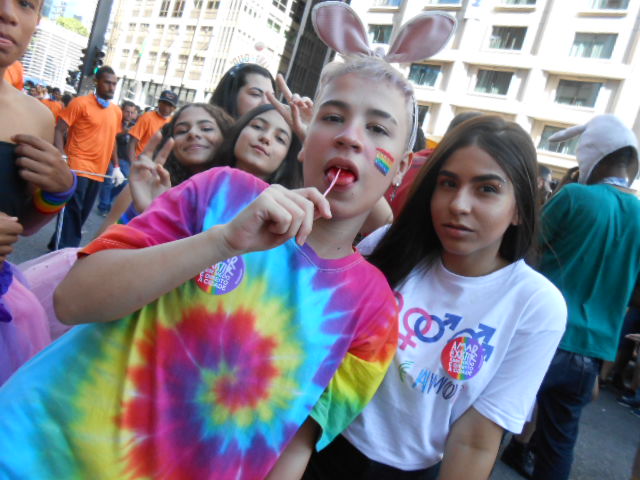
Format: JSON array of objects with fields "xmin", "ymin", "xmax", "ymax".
[{"xmin": 2, "ymin": 1, "xmax": 640, "ymax": 479}]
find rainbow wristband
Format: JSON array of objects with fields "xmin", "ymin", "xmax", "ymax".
[{"xmin": 32, "ymin": 171, "xmax": 78, "ymax": 214}]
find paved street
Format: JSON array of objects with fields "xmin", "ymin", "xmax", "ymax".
[
  {"xmin": 493, "ymin": 389, "xmax": 638, "ymax": 480},
  {"xmin": 10, "ymin": 209, "xmax": 640, "ymax": 480},
  {"xmin": 9, "ymin": 208, "xmax": 105, "ymax": 265}
]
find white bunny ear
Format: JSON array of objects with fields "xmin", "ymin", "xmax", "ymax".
[
  {"xmin": 548, "ymin": 124, "xmax": 586, "ymax": 143},
  {"xmin": 385, "ymin": 12, "xmax": 456, "ymax": 63},
  {"xmin": 312, "ymin": 1, "xmax": 373, "ymax": 58}
]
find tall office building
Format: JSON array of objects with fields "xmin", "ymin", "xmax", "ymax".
[
  {"xmin": 21, "ymin": 17, "xmax": 86, "ymax": 90},
  {"xmin": 351, "ymin": 0, "xmax": 640, "ymax": 174},
  {"xmin": 106, "ymin": 0, "xmax": 297, "ymax": 107},
  {"xmin": 42, "ymin": 0, "xmax": 68, "ymax": 20},
  {"xmin": 277, "ymin": 0, "xmax": 335, "ymax": 99}
]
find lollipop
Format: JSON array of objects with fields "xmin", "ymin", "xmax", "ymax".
[{"xmin": 323, "ymin": 168, "xmax": 342, "ymax": 197}]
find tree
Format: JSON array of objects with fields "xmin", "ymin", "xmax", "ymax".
[{"xmin": 56, "ymin": 17, "xmax": 89, "ymax": 37}]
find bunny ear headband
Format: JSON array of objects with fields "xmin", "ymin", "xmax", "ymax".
[
  {"xmin": 548, "ymin": 114, "xmax": 639, "ymax": 184},
  {"xmin": 311, "ymin": 1, "xmax": 457, "ymax": 149}
]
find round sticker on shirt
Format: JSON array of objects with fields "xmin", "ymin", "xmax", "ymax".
[
  {"xmin": 441, "ymin": 336, "xmax": 484, "ymax": 380},
  {"xmin": 195, "ymin": 256, "xmax": 245, "ymax": 295}
]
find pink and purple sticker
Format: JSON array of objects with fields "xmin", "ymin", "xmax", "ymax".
[
  {"xmin": 196, "ymin": 256, "xmax": 245, "ymax": 295},
  {"xmin": 441, "ymin": 336, "xmax": 484, "ymax": 380},
  {"xmin": 374, "ymin": 148, "xmax": 395, "ymax": 176}
]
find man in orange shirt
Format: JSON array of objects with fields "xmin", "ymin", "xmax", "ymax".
[
  {"xmin": 127, "ymin": 90, "xmax": 177, "ymax": 161},
  {"xmin": 40, "ymin": 87, "xmax": 64, "ymax": 120},
  {"xmin": 48, "ymin": 66, "xmax": 122, "ymax": 249}
]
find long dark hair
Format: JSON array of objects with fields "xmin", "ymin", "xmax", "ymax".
[
  {"xmin": 209, "ymin": 63, "xmax": 275, "ymax": 118},
  {"xmin": 157, "ymin": 103, "xmax": 234, "ymax": 186},
  {"xmin": 368, "ymin": 115, "xmax": 539, "ymax": 288},
  {"xmin": 212, "ymin": 104, "xmax": 303, "ymax": 189}
]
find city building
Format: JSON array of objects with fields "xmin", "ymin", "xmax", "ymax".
[
  {"xmin": 278, "ymin": 0, "xmax": 335, "ymax": 99},
  {"xmin": 42, "ymin": 0, "xmax": 68, "ymax": 21},
  {"xmin": 106, "ymin": 0, "xmax": 299, "ymax": 108},
  {"xmin": 21, "ymin": 17, "xmax": 86, "ymax": 91},
  {"xmin": 350, "ymin": 0, "xmax": 640, "ymax": 175}
]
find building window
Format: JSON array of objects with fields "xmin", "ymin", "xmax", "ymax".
[
  {"xmin": 555, "ymin": 79, "xmax": 602, "ymax": 107},
  {"xmin": 408, "ymin": 64, "xmax": 441, "ymax": 87},
  {"xmin": 489, "ymin": 26, "xmax": 526, "ymax": 50},
  {"xmin": 272, "ymin": 0, "xmax": 288, "ymax": 12},
  {"xmin": 120, "ymin": 49, "xmax": 130, "ymax": 70},
  {"xmin": 501, "ymin": 0, "xmax": 535, "ymax": 4},
  {"xmin": 207, "ymin": 0, "xmax": 220, "ymax": 9},
  {"xmin": 570, "ymin": 33, "xmax": 616, "ymax": 59},
  {"xmin": 426, "ymin": 0, "xmax": 461, "ymax": 4},
  {"xmin": 172, "ymin": 0, "xmax": 185, "ymax": 17},
  {"xmin": 268, "ymin": 17, "xmax": 282, "ymax": 33},
  {"xmin": 372, "ymin": 0, "xmax": 402, "ymax": 6},
  {"xmin": 159, "ymin": 0, "xmax": 170, "ymax": 17},
  {"xmin": 146, "ymin": 52, "xmax": 157, "ymax": 73},
  {"xmin": 159, "ymin": 53, "xmax": 170, "ymax": 74},
  {"xmin": 368, "ymin": 24, "xmax": 393, "ymax": 44},
  {"xmin": 194, "ymin": 0, "xmax": 203, "ymax": 8},
  {"xmin": 538, "ymin": 125, "xmax": 579, "ymax": 155},
  {"xmin": 474, "ymin": 69, "xmax": 513, "ymax": 95},
  {"xmin": 591, "ymin": 0, "xmax": 629, "ymax": 8}
]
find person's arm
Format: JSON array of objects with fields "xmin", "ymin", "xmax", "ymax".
[
  {"xmin": 438, "ymin": 407, "xmax": 503, "ymax": 480},
  {"xmin": 93, "ymin": 186, "xmax": 133, "ymax": 238},
  {"xmin": 360, "ymin": 197, "xmax": 393, "ymax": 237},
  {"xmin": 53, "ymin": 118, "xmax": 68, "ymax": 154},
  {"xmin": 112, "ymin": 139, "xmax": 119, "ymax": 168},
  {"xmin": 55, "ymin": 184, "xmax": 331, "ymax": 324},
  {"xmin": 128, "ymin": 137, "xmax": 139, "ymax": 162},
  {"xmin": 13, "ymin": 133, "xmax": 75, "ymax": 235},
  {"xmin": 129, "ymin": 132, "xmax": 174, "ymax": 213},
  {"xmin": 0, "ymin": 212, "xmax": 23, "ymax": 264},
  {"xmin": 265, "ymin": 418, "xmax": 319, "ymax": 480},
  {"xmin": 267, "ymin": 74, "xmax": 313, "ymax": 142}
]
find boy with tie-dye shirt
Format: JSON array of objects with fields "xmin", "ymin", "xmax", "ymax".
[{"xmin": 0, "ymin": 56, "xmax": 415, "ymax": 479}]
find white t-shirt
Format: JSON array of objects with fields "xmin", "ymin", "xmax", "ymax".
[{"xmin": 343, "ymin": 227, "xmax": 567, "ymax": 471}]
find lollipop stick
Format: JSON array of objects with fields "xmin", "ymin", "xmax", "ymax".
[{"xmin": 323, "ymin": 169, "xmax": 342, "ymax": 197}]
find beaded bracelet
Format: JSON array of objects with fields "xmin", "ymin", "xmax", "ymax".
[
  {"xmin": 32, "ymin": 171, "xmax": 78, "ymax": 214},
  {"xmin": 118, "ymin": 202, "xmax": 140, "ymax": 225}
]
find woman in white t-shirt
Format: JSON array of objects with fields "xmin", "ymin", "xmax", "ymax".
[{"xmin": 304, "ymin": 115, "xmax": 567, "ymax": 480}]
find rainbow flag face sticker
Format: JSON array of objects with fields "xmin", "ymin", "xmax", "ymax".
[
  {"xmin": 374, "ymin": 148, "xmax": 395, "ymax": 176},
  {"xmin": 441, "ymin": 336, "xmax": 484, "ymax": 380}
]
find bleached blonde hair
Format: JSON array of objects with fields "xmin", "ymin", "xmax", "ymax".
[{"xmin": 315, "ymin": 55, "xmax": 418, "ymax": 149}]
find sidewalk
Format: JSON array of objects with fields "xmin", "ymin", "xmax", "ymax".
[{"xmin": 493, "ymin": 389, "xmax": 638, "ymax": 480}]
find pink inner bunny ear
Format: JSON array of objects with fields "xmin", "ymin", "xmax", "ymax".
[
  {"xmin": 312, "ymin": 1, "xmax": 373, "ymax": 57},
  {"xmin": 548, "ymin": 124, "xmax": 586, "ymax": 143},
  {"xmin": 385, "ymin": 12, "xmax": 456, "ymax": 63}
]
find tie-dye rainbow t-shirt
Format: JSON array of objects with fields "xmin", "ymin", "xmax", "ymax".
[{"xmin": 0, "ymin": 167, "xmax": 398, "ymax": 480}]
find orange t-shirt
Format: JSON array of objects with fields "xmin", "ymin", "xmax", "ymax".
[
  {"xmin": 128, "ymin": 110, "xmax": 171, "ymax": 157},
  {"xmin": 59, "ymin": 95, "xmax": 122, "ymax": 182},
  {"xmin": 4, "ymin": 61, "xmax": 24, "ymax": 91},
  {"xmin": 41, "ymin": 99, "xmax": 64, "ymax": 120}
]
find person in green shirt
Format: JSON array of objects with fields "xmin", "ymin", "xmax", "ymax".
[{"xmin": 505, "ymin": 114, "xmax": 640, "ymax": 480}]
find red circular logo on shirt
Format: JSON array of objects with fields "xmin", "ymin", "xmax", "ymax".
[{"xmin": 441, "ymin": 337, "xmax": 484, "ymax": 380}]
